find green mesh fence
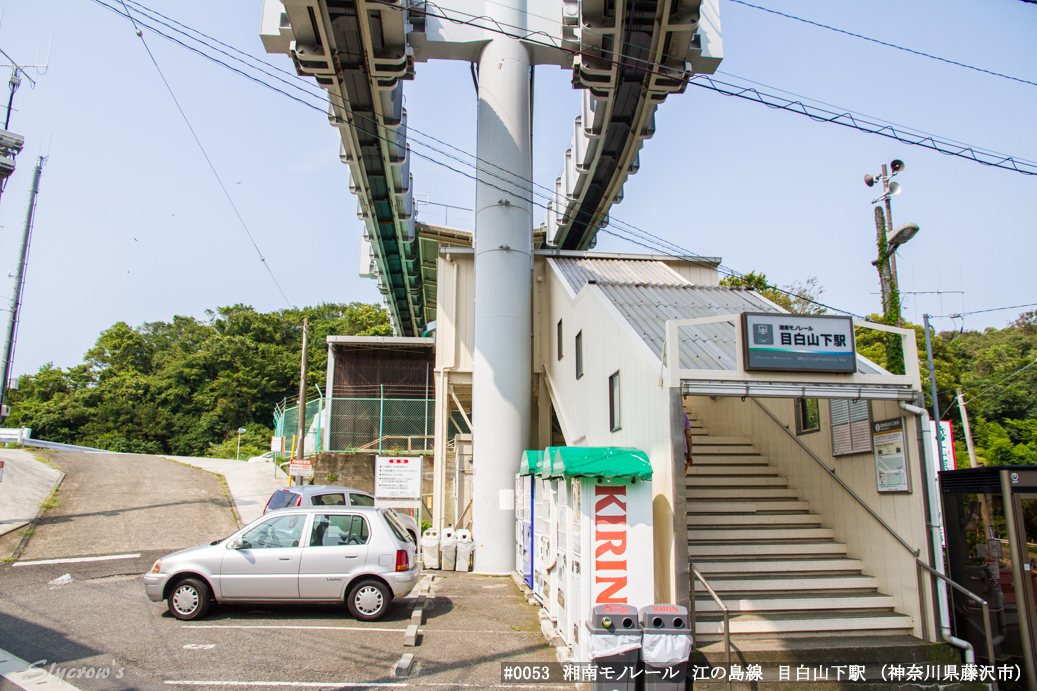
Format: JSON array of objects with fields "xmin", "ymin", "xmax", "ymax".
[{"xmin": 273, "ymin": 397, "xmax": 323, "ymax": 457}]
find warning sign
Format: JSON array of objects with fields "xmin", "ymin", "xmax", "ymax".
[
  {"xmin": 375, "ymin": 456, "xmax": 422, "ymax": 500},
  {"xmin": 289, "ymin": 458, "xmax": 313, "ymax": 478}
]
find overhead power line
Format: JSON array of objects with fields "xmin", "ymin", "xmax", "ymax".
[
  {"xmin": 727, "ymin": 0, "xmax": 1037, "ymax": 89},
  {"xmin": 932, "ymin": 302, "xmax": 1037, "ymax": 319},
  {"xmin": 111, "ymin": 0, "xmax": 292, "ymax": 308}
]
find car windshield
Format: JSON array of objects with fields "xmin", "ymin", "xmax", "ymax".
[
  {"xmin": 267, "ymin": 490, "xmax": 299, "ymax": 511},
  {"xmin": 383, "ymin": 510, "xmax": 413, "ymax": 543}
]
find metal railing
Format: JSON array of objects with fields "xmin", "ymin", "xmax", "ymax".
[
  {"xmin": 691, "ymin": 565, "xmax": 731, "ymax": 685},
  {"xmin": 751, "ymin": 397, "xmax": 920, "ymax": 557},
  {"xmin": 915, "ymin": 560, "xmax": 998, "ymax": 689}
]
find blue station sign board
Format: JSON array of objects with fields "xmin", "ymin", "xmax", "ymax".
[{"xmin": 741, "ymin": 312, "xmax": 857, "ymax": 373}]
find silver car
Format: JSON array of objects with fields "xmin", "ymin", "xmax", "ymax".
[
  {"xmin": 144, "ymin": 506, "xmax": 419, "ymax": 622},
  {"xmin": 263, "ymin": 486, "xmax": 420, "ymax": 541}
]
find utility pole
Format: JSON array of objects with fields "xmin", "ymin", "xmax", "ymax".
[
  {"xmin": 956, "ymin": 387, "xmax": 996, "ymax": 554},
  {"xmin": 294, "ymin": 317, "xmax": 309, "ymax": 485},
  {"xmin": 0, "ymin": 156, "xmax": 45, "ymax": 419}
]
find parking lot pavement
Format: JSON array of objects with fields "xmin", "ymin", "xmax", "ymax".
[
  {"xmin": 165, "ymin": 457, "xmax": 288, "ymax": 526},
  {"xmin": 17, "ymin": 452, "xmax": 239, "ymax": 560},
  {"xmin": 0, "ymin": 558, "xmax": 570, "ymax": 691},
  {"xmin": 0, "ymin": 449, "xmax": 63, "ymax": 538}
]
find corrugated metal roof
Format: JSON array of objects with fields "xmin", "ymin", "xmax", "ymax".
[
  {"xmin": 599, "ymin": 283, "xmax": 779, "ymax": 371},
  {"xmin": 553, "ymin": 257, "xmax": 688, "ymax": 293},
  {"xmin": 551, "ymin": 257, "xmax": 885, "ymax": 374}
]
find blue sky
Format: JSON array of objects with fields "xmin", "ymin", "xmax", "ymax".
[{"xmin": 0, "ymin": 0, "xmax": 1034, "ymax": 376}]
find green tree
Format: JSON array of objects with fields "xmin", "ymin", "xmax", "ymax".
[{"xmin": 719, "ymin": 271, "xmax": 828, "ymax": 315}]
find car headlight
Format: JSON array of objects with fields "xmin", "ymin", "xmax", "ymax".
[{"xmin": 151, "ymin": 560, "xmax": 162, "ymax": 574}]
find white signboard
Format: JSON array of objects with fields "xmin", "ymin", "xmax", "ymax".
[
  {"xmin": 289, "ymin": 458, "xmax": 313, "ymax": 478},
  {"xmin": 874, "ymin": 418, "xmax": 910, "ymax": 493},
  {"xmin": 928, "ymin": 421, "xmax": 956, "ymax": 472},
  {"xmin": 742, "ymin": 312, "xmax": 857, "ymax": 373},
  {"xmin": 271, "ymin": 436, "xmax": 284, "ymax": 453},
  {"xmin": 375, "ymin": 455, "xmax": 422, "ymax": 500}
]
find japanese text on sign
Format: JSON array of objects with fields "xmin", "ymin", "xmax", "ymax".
[{"xmin": 375, "ymin": 456, "xmax": 422, "ymax": 500}]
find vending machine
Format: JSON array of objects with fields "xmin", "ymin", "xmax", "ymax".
[
  {"xmin": 531, "ymin": 447, "xmax": 655, "ymax": 659},
  {"xmin": 515, "ymin": 451, "xmax": 539, "ymax": 589}
]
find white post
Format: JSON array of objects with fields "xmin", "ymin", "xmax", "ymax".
[{"xmin": 471, "ymin": 36, "xmax": 533, "ymax": 574}]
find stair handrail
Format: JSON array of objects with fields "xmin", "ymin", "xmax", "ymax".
[
  {"xmin": 916, "ymin": 559, "xmax": 998, "ymax": 684},
  {"xmin": 691, "ymin": 565, "xmax": 731, "ymax": 683},
  {"xmin": 750, "ymin": 397, "xmax": 920, "ymax": 557}
]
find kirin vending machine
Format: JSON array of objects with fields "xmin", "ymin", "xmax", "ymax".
[{"xmin": 525, "ymin": 447, "xmax": 654, "ymax": 660}]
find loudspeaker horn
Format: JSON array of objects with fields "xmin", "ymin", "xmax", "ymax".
[
  {"xmin": 864, "ymin": 174, "xmax": 876, "ymax": 187},
  {"xmin": 890, "ymin": 159, "xmax": 905, "ymax": 173},
  {"xmin": 888, "ymin": 181, "xmax": 901, "ymax": 195}
]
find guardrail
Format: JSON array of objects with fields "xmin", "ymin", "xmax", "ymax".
[{"xmin": 691, "ymin": 564, "xmax": 730, "ymax": 686}]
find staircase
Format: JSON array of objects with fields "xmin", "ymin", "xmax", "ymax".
[{"xmin": 684, "ymin": 412, "xmax": 915, "ymax": 640}]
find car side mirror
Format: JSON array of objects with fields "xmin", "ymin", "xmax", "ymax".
[{"xmin": 228, "ymin": 537, "xmax": 244, "ymax": 550}]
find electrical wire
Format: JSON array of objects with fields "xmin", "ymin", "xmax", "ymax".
[
  {"xmin": 931, "ymin": 302, "xmax": 1037, "ymax": 319},
  {"xmin": 727, "ymin": 0, "xmax": 1037, "ymax": 89},
  {"xmin": 111, "ymin": 1, "xmax": 292, "ymax": 307},
  {"xmin": 957, "ymin": 358, "xmax": 1037, "ymax": 409},
  {"xmin": 89, "ymin": 0, "xmax": 871, "ymax": 319}
]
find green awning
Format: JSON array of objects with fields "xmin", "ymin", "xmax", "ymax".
[
  {"xmin": 541, "ymin": 446, "xmax": 652, "ymax": 480},
  {"xmin": 519, "ymin": 450, "xmax": 542, "ymax": 476}
]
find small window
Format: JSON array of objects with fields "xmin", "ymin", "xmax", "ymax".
[
  {"xmin": 608, "ymin": 371, "xmax": 621, "ymax": 432},
  {"xmin": 557, "ymin": 319, "xmax": 564, "ymax": 360},
  {"xmin": 575, "ymin": 331, "xmax": 584, "ymax": 379},
  {"xmin": 349, "ymin": 493, "xmax": 375, "ymax": 507},
  {"xmin": 279, "ymin": 12, "xmax": 291, "ymax": 29},
  {"xmin": 830, "ymin": 399, "xmax": 872, "ymax": 456},
  {"xmin": 796, "ymin": 398, "xmax": 820, "ymax": 435},
  {"xmin": 309, "ymin": 514, "xmax": 369, "ymax": 547},
  {"xmin": 311, "ymin": 493, "xmax": 346, "ymax": 506}
]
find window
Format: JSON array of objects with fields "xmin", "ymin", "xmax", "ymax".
[
  {"xmin": 608, "ymin": 371, "xmax": 621, "ymax": 432},
  {"xmin": 241, "ymin": 514, "xmax": 305, "ymax": 549},
  {"xmin": 796, "ymin": 398, "xmax": 820, "ymax": 435},
  {"xmin": 830, "ymin": 399, "xmax": 872, "ymax": 455},
  {"xmin": 309, "ymin": 514, "xmax": 369, "ymax": 547},
  {"xmin": 348, "ymin": 493, "xmax": 375, "ymax": 507},
  {"xmin": 266, "ymin": 489, "xmax": 300, "ymax": 511},
  {"xmin": 575, "ymin": 331, "xmax": 584, "ymax": 379},
  {"xmin": 557, "ymin": 319, "xmax": 564, "ymax": 360},
  {"xmin": 311, "ymin": 493, "xmax": 346, "ymax": 506}
]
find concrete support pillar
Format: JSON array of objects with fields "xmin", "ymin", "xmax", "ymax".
[
  {"xmin": 471, "ymin": 36, "xmax": 533, "ymax": 574},
  {"xmin": 432, "ymin": 369, "xmax": 449, "ymax": 533}
]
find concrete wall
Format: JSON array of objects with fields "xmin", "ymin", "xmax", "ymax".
[
  {"xmin": 686, "ymin": 395, "xmax": 934, "ymax": 638},
  {"xmin": 537, "ymin": 257, "xmax": 683, "ymax": 604}
]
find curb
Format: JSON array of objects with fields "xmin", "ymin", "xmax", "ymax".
[{"xmin": 10, "ymin": 471, "xmax": 65, "ymax": 561}]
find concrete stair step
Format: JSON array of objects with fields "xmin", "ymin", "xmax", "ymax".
[
  {"xmin": 693, "ymin": 575, "xmax": 880, "ymax": 592},
  {"xmin": 688, "ymin": 527, "xmax": 835, "ymax": 541},
  {"xmin": 692, "ymin": 445, "xmax": 761, "ymax": 456},
  {"xmin": 687, "ymin": 488, "xmax": 801, "ymax": 500},
  {"xmin": 687, "ymin": 455, "xmax": 771, "ymax": 466},
  {"xmin": 688, "ymin": 465, "xmax": 780, "ymax": 476},
  {"xmin": 695, "ymin": 594, "xmax": 896, "ymax": 614},
  {"xmin": 688, "ymin": 428, "xmax": 710, "ymax": 436},
  {"xmin": 689, "ymin": 513, "xmax": 820, "ymax": 527},
  {"xmin": 689, "ymin": 542, "xmax": 848, "ymax": 557},
  {"xmin": 693, "ymin": 614, "xmax": 915, "ymax": 637},
  {"xmin": 692, "ymin": 436, "xmax": 752, "ymax": 446},
  {"xmin": 687, "ymin": 501, "xmax": 810, "ymax": 513},
  {"xmin": 693, "ymin": 558, "xmax": 865, "ymax": 575},
  {"xmin": 690, "ymin": 476, "xmax": 789, "ymax": 487}
]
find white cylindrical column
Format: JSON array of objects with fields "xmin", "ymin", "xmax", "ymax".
[{"xmin": 471, "ymin": 37, "xmax": 533, "ymax": 574}]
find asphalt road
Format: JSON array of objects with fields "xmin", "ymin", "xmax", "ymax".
[
  {"xmin": 0, "ymin": 451, "xmax": 562, "ymax": 690},
  {"xmin": 18, "ymin": 451, "xmax": 239, "ymax": 560}
]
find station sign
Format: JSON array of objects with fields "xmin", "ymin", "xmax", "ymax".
[
  {"xmin": 742, "ymin": 312, "xmax": 857, "ymax": 373},
  {"xmin": 375, "ymin": 455, "xmax": 422, "ymax": 500}
]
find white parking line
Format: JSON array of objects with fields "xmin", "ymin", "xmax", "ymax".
[
  {"xmin": 13, "ymin": 553, "xmax": 141, "ymax": 567},
  {"xmin": 165, "ymin": 682, "xmax": 406, "ymax": 688},
  {"xmin": 0, "ymin": 648, "xmax": 82, "ymax": 691},
  {"xmin": 182, "ymin": 625, "xmax": 406, "ymax": 632}
]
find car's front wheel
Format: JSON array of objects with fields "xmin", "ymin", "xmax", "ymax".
[
  {"xmin": 168, "ymin": 578, "xmax": 212, "ymax": 621},
  {"xmin": 347, "ymin": 579, "xmax": 391, "ymax": 621}
]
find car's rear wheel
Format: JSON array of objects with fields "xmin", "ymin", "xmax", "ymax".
[
  {"xmin": 168, "ymin": 578, "xmax": 211, "ymax": 621},
  {"xmin": 347, "ymin": 579, "xmax": 391, "ymax": 621}
]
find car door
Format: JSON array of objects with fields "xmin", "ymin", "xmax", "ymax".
[
  {"xmin": 220, "ymin": 513, "xmax": 307, "ymax": 599},
  {"xmin": 298, "ymin": 513, "xmax": 370, "ymax": 600}
]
